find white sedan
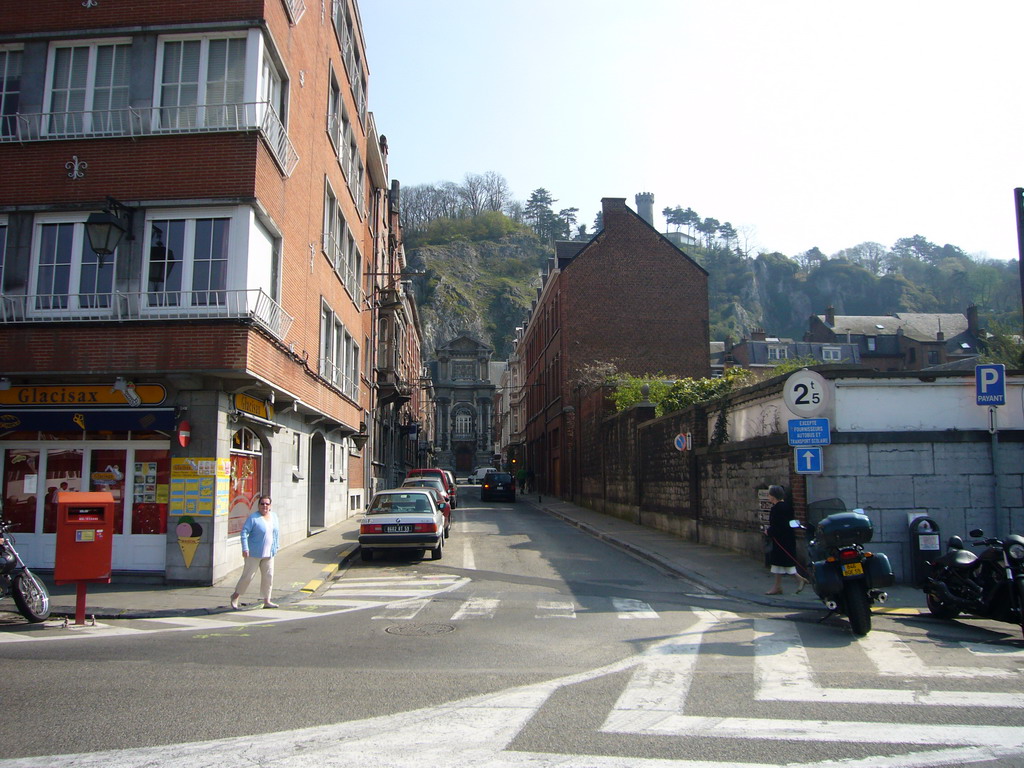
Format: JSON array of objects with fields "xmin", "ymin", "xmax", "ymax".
[{"xmin": 358, "ymin": 489, "xmax": 445, "ymax": 562}]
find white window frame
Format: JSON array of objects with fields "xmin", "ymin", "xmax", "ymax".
[
  {"xmin": 0, "ymin": 46, "xmax": 23, "ymax": 138},
  {"xmin": 866, "ymin": 336, "xmax": 877, "ymax": 351},
  {"xmin": 326, "ymin": 66, "xmax": 343, "ymax": 152},
  {"xmin": 822, "ymin": 346, "xmax": 842, "ymax": 362},
  {"xmin": 153, "ymin": 31, "xmax": 251, "ymax": 130},
  {"xmin": 43, "ymin": 38, "xmax": 131, "ymax": 136},
  {"xmin": 142, "ymin": 207, "xmax": 241, "ymax": 311},
  {"xmin": 0, "ymin": 215, "xmax": 7, "ymax": 294},
  {"xmin": 767, "ymin": 346, "xmax": 788, "ymax": 361},
  {"xmin": 28, "ymin": 213, "xmax": 118, "ymax": 317}
]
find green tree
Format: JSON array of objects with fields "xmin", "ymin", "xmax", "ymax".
[{"xmin": 610, "ymin": 368, "xmax": 752, "ymax": 418}]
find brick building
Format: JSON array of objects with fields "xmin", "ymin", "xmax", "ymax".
[
  {"xmin": 0, "ymin": 0, "xmax": 422, "ymax": 582},
  {"xmin": 509, "ymin": 196, "xmax": 710, "ymax": 499}
]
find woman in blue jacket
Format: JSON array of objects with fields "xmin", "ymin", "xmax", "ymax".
[{"xmin": 230, "ymin": 496, "xmax": 280, "ymax": 609}]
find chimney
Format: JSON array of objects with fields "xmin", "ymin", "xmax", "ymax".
[
  {"xmin": 601, "ymin": 197, "xmax": 629, "ymax": 221},
  {"xmin": 635, "ymin": 192, "xmax": 655, "ymax": 226},
  {"xmin": 825, "ymin": 306, "xmax": 835, "ymax": 326},
  {"xmin": 966, "ymin": 303, "xmax": 979, "ymax": 336},
  {"xmin": 751, "ymin": 327, "xmax": 767, "ymax": 341}
]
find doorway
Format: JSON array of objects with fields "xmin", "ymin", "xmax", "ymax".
[{"xmin": 308, "ymin": 432, "xmax": 326, "ymax": 531}]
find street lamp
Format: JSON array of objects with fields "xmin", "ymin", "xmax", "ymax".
[{"xmin": 85, "ymin": 197, "xmax": 135, "ymax": 266}]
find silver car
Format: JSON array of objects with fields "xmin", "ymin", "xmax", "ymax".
[{"xmin": 359, "ymin": 489, "xmax": 445, "ymax": 562}]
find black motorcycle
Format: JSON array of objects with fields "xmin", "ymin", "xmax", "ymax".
[
  {"xmin": 924, "ymin": 528, "xmax": 1024, "ymax": 637},
  {"xmin": 807, "ymin": 510, "xmax": 894, "ymax": 636},
  {"xmin": 0, "ymin": 518, "xmax": 51, "ymax": 623}
]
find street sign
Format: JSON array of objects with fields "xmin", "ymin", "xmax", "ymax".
[
  {"xmin": 783, "ymin": 369, "xmax": 830, "ymax": 418},
  {"xmin": 673, "ymin": 433, "xmax": 692, "ymax": 451},
  {"xmin": 975, "ymin": 363, "xmax": 1005, "ymax": 406},
  {"xmin": 787, "ymin": 418, "xmax": 831, "ymax": 446},
  {"xmin": 794, "ymin": 446, "xmax": 823, "ymax": 474}
]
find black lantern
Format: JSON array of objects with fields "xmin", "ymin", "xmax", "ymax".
[{"xmin": 85, "ymin": 197, "xmax": 135, "ymax": 265}]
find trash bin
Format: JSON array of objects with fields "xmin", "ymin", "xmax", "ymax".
[{"xmin": 908, "ymin": 516, "xmax": 941, "ymax": 588}]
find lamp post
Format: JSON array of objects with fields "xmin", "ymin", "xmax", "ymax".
[{"xmin": 85, "ymin": 197, "xmax": 135, "ymax": 266}]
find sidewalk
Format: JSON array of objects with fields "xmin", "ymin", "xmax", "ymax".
[{"xmin": 24, "ymin": 493, "xmax": 923, "ymax": 621}]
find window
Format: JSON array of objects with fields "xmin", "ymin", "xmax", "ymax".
[
  {"xmin": 46, "ymin": 40, "xmax": 130, "ymax": 135},
  {"xmin": 0, "ymin": 47, "xmax": 22, "ymax": 137},
  {"xmin": 768, "ymin": 346, "xmax": 788, "ymax": 361},
  {"xmin": 323, "ymin": 180, "xmax": 342, "ymax": 269},
  {"xmin": 0, "ymin": 219, "xmax": 7, "ymax": 292},
  {"xmin": 291, "ymin": 432, "xmax": 301, "ymax": 471},
  {"xmin": 455, "ymin": 411, "xmax": 472, "ymax": 436},
  {"xmin": 146, "ymin": 215, "xmax": 230, "ymax": 307},
  {"xmin": 31, "ymin": 217, "xmax": 116, "ymax": 312},
  {"xmin": 320, "ymin": 301, "xmax": 344, "ymax": 384},
  {"xmin": 866, "ymin": 336, "xmax": 877, "ymax": 351},
  {"xmin": 928, "ymin": 350, "xmax": 940, "ymax": 365},
  {"xmin": 327, "ymin": 70, "xmax": 343, "ymax": 151},
  {"xmin": 157, "ymin": 35, "xmax": 246, "ymax": 129},
  {"xmin": 822, "ymin": 347, "xmax": 842, "ymax": 361}
]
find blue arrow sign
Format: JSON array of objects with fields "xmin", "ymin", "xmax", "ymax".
[
  {"xmin": 794, "ymin": 446, "xmax": 823, "ymax": 474},
  {"xmin": 787, "ymin": 418, "xmax": 831, "ymax": 446}
]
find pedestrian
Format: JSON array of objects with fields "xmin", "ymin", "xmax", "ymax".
[
  {"xmin": 764, "ymin": 485, "xmax": 809, "ymax": 595},
  {"xmin": 230, "ymin": 495, "xmax": 280, "ymax": 609}
]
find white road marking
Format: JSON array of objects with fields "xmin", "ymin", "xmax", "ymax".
[
  {"xmin": 372, "ymin": 598, "xmax": 431, "ymax": 620},
  {"xmin": 462, "ymin": 538, "xmax": 476, "ymax": 570},
  {"xmin": 613, "ymin": 597, "xmax": 659, "ymax": 619},
  {"xmin": 7, "ymin": 612, "xmax": 1024, "ymax": 767},
  {"xmin": 753, "ymin": 618, "xmax": 1024, "ymax": 708},
  {"xmin": 862, "ymin": 630, "xmax": 1015, "ymax": 677},
  {"xmin": 602, "ymin": 608, "xmax": 726, "ymax": 733},
  {"xmin": 535, "ymin": 599, "xmax": 575, "ymax": 619},
  {"xmin": 450, "ymin": 597, "xmax": 499, "ymax": 620}
]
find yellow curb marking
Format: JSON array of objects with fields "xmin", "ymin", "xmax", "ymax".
[
  {"xmin": 874, "ymin": 607, "xmax": 924, "ymax": 615},
  {"xmin": 301, "ymin": 579, "xmax": 323, "ymax": 593}
]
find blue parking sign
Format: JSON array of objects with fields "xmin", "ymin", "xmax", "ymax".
[{"xmin": 976, "ymin": 364, "xmax": 1005, "ymax": 406}]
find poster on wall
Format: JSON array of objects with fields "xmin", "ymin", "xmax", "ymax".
[{"xmin": 169, "ymin": 458, "xmax": 226, "ymax": 517}]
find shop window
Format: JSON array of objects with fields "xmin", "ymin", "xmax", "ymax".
[
  {"xmin": 42, "ymin": 448, "xmax": 83, "ymax": 533},
  {"xmin": 229, "ymin": 427, "xmax": 263, "ymax": 535},
  {"xmin": 90, "ymin": 449, "xmax": 126, "ymax": 531},
  {"xmin": 3, "ymin": 449, "xmax": 39, "ymax": 533},
  {"xmin": 130, "ymin": 450, "xmax": 168, "ymax": 534}
]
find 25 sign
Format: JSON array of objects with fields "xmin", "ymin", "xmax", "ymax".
[{"xmin": 783, "ymin": 369, "xmax": 831, "ymax": 418}]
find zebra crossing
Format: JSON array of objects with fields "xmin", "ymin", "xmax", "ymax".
[
  {"xmin": 303, "ymin": 573, "xmax": 665, "ymax": 621},
  {"xmin": 8, "ymin": 606, "xmax": 1023, "ymax": 767}
]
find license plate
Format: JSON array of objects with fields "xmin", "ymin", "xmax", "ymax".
[
  {"xmin": 842, "ymin": 562, "xmax": 864, "ymax": 577},
  {"xmin": 384, "ymin": 524, "xmax": 411, "ymax": 533}
]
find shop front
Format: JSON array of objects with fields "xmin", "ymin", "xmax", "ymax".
[{"xmin": 0, "ymin": 384, "xmax": 174, "ymax": 571}]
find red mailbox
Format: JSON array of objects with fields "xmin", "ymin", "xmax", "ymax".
[{"xmin": 54, "ymin": 491, "xmax": 115, "ymax": 584}]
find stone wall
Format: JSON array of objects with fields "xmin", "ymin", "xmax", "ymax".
[{"xmin": 574, "ymin": 372, "xmax": 1024, "ymax": 584}]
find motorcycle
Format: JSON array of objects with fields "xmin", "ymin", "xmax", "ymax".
[
  {"xmin": 0, "ymin": 517, "xmax": 51, "ymax": 623},
  {"xmin": 807, "ymin": 509, "xmax": 894, "ymax": 636},
  {"xmin": 923, "ymin": 528, "xmax": 1024, "ymax": 637}
]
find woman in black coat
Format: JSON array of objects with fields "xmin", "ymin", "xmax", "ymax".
[{"xmin": 765, "ymin": 485, "xmax": 808, "ymax": 595}]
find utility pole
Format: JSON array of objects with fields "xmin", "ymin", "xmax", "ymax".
[{"xmin": 1014, "ymin": 188, "xmax": 1024, "ymax": 338}]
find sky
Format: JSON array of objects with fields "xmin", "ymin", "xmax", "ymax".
[{"xmin": 359, "ymin": 1, "xmax": 1024, "ymax": 262}]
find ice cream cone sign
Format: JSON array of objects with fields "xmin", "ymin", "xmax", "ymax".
[{"xmin": 175, "ymin": 517, "xmax": 204, "ymax": 568}]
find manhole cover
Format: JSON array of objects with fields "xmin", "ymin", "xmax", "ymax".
[{"xmin": 385, "ymin": 622, "xmax": 455, "ymax": 636}]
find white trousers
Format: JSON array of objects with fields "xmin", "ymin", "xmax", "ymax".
[{"xmin": 233, "ymin": 556, "xmax": 274, "ymax": 602}]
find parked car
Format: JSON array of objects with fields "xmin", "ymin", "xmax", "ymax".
[
  {"xmin": 406, "ymin": 468, "xmax": 458, "ymax": 508},
  {"xmin": 442, "ymin": 470, "xmax": 459, "ymax": 507},
  {"xmin": 400, "ymin": 478, "xmax": 452, "ymax": 531},
  {"xmin": 470, "ymin": 466, "xmax": 497, "ymax": 485},
  {"xmin": 358, "ymin": 489, "xmax": 445, "ymax": 562},
  {"xmin": 480, "ymin": 471, "xmax": 516, "ymax": 502}
]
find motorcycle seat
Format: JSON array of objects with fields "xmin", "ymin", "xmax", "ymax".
[{"xmin": 946, "ymin": 549, "xmax": 979, "ymax": 568}]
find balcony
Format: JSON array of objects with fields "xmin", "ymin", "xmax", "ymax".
[
  {"xmin": 1, "ymin": 102, "xmax": 299, "ymax": 177},
  {"xmin": 0, "ymin": 288, "xmax": 293, "ymax": 341},
  {"xmin": 376, "ymin": 368, "xmax": 412, "ymax": 405}
]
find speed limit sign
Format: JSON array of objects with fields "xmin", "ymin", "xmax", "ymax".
[{"xmin": 783, "ymin": 369, "xmax": 831, "ymax": 418}]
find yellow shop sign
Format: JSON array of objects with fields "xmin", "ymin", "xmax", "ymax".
[
  {"xmin": 0, "ymin": 384, "xmax": 166, "ymax": 408},
  {"xmin": 234, "ymin": 393, "xmax": 275, "ymax": 422}
]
